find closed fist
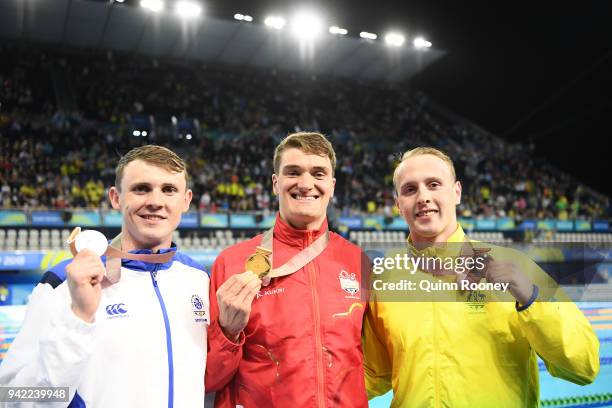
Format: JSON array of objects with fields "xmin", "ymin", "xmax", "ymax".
[
  {"xmin": 216, "ymin": 271, "xmax": 262, "ymax": 342},
  {"xmin": 66, "ymin": 249, "xmax": 106, "ymax": 323}
]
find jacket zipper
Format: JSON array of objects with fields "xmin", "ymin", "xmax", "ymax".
[
  {"xmin": 306, "ymin": 231, "xmax": 326, "ymax": 408},
  {"xmin": 433, "ymin": 302, "xmax": 439, "ymax": 408},
  {"xmin": 151, "ymin": 265, "xmax": 174, "ymax": 408}
]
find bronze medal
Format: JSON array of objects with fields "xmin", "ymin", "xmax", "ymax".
[
  {"xmin": 467, "ymin": 247, "xmax": 492, "ymax": 280},
  {"xmin": 245, "ymin": 246, "xmax": 272, "ymax": 278}
]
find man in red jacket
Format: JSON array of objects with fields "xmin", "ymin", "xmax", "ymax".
[{"xmin": 206, "ymin": 132, "xmax": 368, "ymax": 407}]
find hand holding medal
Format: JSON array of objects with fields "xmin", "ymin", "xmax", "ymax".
[
  {"xmin": 457, "ymin": 243, "xmax": 493, "ymax": 286},
  {"xmin": 65, "ymin": 229, "xmax": 109, "ymax": 323},
  {"xmin": 216, "ymin": 271, "xmax": 262, "ymax": 342},
  {"xmin": 216, "ymin": 226, "xmax": 329, "ymax": 341},
  {"xmin": 65, "ymin": 227, "xmax": 176, "ymax": 322},
  {"xmin": 457, "ymin": 242, "xmax": 534, "ymax": 303},
  {"xmin": 245, "ymin": 246, "xmax": 272, "ymax": 286}
]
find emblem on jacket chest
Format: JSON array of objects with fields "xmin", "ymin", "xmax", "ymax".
[
  {"xmin": 465, "ymin": 290, "xmax": 486, "ymax": 313},
  {"xmin": 191, "ymin": 294, "xmax": 208, "ymax": 323},
  {"xmin": 339, "ymin": 270, "xmax": 360, "ymax": 298}
]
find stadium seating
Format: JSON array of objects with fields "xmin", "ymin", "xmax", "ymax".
[
  {"xmin": 1, "ymin": 43, "xmax": 609, "ymax": 224},
  {"xmin": 4, "ymin": 228, "xmax": 612, "ymax": 251}
]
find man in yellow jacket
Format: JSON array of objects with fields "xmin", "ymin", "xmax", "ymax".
[{"xmin": 362, "ymin": 147, "xmax": 600, "ymax": 407}]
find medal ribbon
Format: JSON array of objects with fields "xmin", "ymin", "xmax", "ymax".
[
  {"xmin": 67, "ymin": 227, "xmax": 175, "ymax": 285},
  {"xmin": 258, "ymin": 225, "xmax": 330, "ymax": 279}
]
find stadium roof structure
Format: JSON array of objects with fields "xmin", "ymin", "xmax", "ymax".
[{"xmin": 0, "ymin": 0, "xmax": 445, "ymax": 83}]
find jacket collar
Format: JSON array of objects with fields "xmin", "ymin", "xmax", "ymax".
[
  {"xmin": 407, "ymin": 224, "xmax": 466, "ymax": 258},
  {"xmin": 272, "ymin": 213, "xmax": 328, "ymax": 247}
]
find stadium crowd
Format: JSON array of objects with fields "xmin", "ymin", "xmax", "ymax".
[{"xmin": 1, "ymin": 44, "xmax": 610, "ymax": 221}]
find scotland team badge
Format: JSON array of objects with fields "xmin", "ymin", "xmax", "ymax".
[{"xmin": 191, "ymin": 294, "xmax": 208, "ymax": 323}]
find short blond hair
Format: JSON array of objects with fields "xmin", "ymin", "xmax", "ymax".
[
  {"xmin": 393, "ymin": 147, "xmax": 456, "ymax": 190},
  {"xmin": 115, "ymin": 145, "xmax": 188, "ymax": 190},
  {"xmin": 273, "ymin": 132, "xmax": 336, "ymax": 174}
]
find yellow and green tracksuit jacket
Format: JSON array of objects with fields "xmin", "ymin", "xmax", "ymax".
[{"xmin": 362, "ymin": 226, "xmax": 600, "ymax": 407}]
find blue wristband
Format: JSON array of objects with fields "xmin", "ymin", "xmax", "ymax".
[{"xmin": 516, "ymin": 284, "xmax": 539, "ymax": 312}]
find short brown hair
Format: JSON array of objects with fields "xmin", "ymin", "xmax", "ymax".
[
  {"xmin": 393, "ymin": 147, "xmax": 456, "ymax": 190},
  {"xmin": 115, "ymin": 145, "xmax": 188, "ymax": 189},
  {"xmin": 273, "ymin": 132, "xmax": 336, "ymax": 174}
]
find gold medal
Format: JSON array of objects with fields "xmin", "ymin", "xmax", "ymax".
[{"xmin": 245, "ymin": 246, "xmax": 272, "ymax": 278}]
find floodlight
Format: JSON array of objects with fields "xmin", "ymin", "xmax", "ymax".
[
  {"xmin": 175, "ymin": 1, "xmax": 202, "ymax": 18},
  {"xmin": 291, "ymin": 11, "xmax": 323, "ymax": 39},
  {"xmin": 359, "ymin": 31, "xmax": 377, "ymax": 40},
  {"xmin": 384, "ymin": 32, "xmax": 405, "ymax": 47},
  {"xmin": 234, "ymin": 13, "xmax": 253, "ymax": 22},
  {"xmin": 413, "ymin": 37, "xmax": 432, "ymax": 48},
  {"xmin": 264, "ymin": 16, "xmax": 285, "ymax": 30},
  {"xmin": 140, "ymin": 0, "xmax": 163, "ymax": 12},
  {"xmin": 329, "ymin": 26, "xmax": 348, "ymax": 36}
]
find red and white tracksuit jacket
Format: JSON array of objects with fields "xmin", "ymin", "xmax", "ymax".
[{"xmin": 206, "ymin": 215, "xmax": 368, "ymax": 407}]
